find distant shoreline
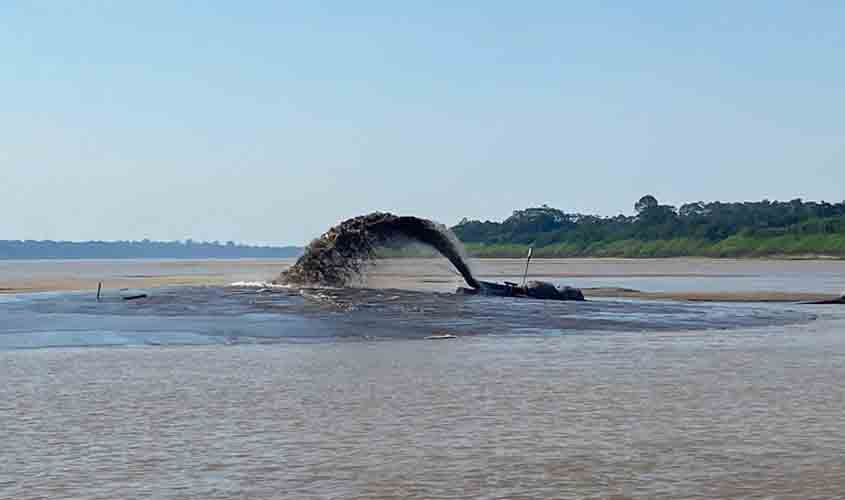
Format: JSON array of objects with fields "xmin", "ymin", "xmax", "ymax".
[
  {"xmin": 0, "ymin": 256, "xmax": 300, "ymax": 261},
  {"xmin": 0, "ymin": 239, "xmax": 302, "ymax": 260},
  {"xmin": 2, "ymin": 253, "xmax": 844, "ymax": 262},
  {"xmin": 453, "ymin": 201, "xmax": 845, "ymax": 259},
  {"xmin": 0, "ymin": 258, "xmax": 295, "ymax": 295}
]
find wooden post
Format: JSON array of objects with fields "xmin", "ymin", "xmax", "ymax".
[{"xmin": 97, "ymin": 282, "xmax": 102, "ymax": 302}]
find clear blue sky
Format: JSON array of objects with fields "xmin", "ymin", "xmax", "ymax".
[{"xmin": 2, "ymin": 2, "xmax": 843, "ymax": 245}]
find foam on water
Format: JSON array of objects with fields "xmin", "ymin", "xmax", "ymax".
[{"xmin": 228, "ymin": 281, "xmax": 292, "ymax": 289}]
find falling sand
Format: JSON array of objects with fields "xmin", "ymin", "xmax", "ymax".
[{"xmin": 276, "ymin": 212, "xmax": 480, "ymax": 289}]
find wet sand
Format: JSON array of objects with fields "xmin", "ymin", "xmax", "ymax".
[
  {"xmin": 585, "ymin": 288, "xmax": 842, "ymax": 303},
  {"xmin": 0, "ymin": 258, "xmax": 297, "ymax": 294},
  {"xmin": 1, "ymin": 257, "xmax": 843, "ymax": 302},
  {"xmin": 365, "ymin": 258, "xmax": 845, "ymax": 302}
]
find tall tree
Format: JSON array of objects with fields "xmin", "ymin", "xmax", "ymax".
[{"xmin": 635, "ymin": 195, "xmax": 659, "ymax": 215}]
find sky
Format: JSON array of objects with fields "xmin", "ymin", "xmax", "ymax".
[{"xmin": 2, "ymin": 1, "xmax": 843, "ymax": 245}]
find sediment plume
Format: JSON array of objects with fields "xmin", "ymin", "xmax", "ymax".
[{"xmin": 277, "ymin": 212, "xmax": 480, "ymax": 289}]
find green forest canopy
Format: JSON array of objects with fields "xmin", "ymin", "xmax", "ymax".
[{"xmin": 452, "ymin": 197, "xmax": 845, "ymax": 258}]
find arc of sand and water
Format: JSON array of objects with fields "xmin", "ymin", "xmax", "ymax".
[{"xmin": 277, "ymin": 212, "xmax": 480, "ymax": 290}]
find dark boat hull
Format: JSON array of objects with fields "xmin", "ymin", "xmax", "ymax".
[{"xmin": 458, "ymin": 280, "xmax": 585, "ymax": 301}]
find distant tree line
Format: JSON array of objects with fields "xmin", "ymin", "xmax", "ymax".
[
  {"xmin": 0, "ymin": 239, "xmax": 302, "ymax": 260},
  {"xmin": 452, "ymin": 197, "xmax": 845, "ymax": 258}
]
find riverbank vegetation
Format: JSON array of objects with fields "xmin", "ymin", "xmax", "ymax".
[{"xmin": 453, "ymin": 197, "xmax": 845, "ymax": 258}]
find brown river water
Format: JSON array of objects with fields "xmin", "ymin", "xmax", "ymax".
[{"xmin": 2, "ymin": 258, "xmax": 845, "ymax": 498}]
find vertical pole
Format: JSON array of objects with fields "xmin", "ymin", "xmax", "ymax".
[
  {"xmin": 97, "ymin": 282, "xmax": 102, "ymax": 302},
  {"xmin": 521, "ymin": 247, "xmax": 533, "ymax": 287}
]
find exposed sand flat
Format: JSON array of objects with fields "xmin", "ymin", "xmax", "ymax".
[
  {"xmin": 0, "ymin": 258, "xmax": 296, "ymax": 294},
  {"xmin": 585, "ymin": 287, "xmax": 841, "ymax": 303},
  {"xmin": 458, "ymin": 257, "xmax": 845, "ymax": 278},
  {"xmin": 0, "ymin": 275, "xmax": 227, "ymax": 294},
  {"xmin": 364, "ymin": 258, "xmax": 845, "ymax": 299},
  {"xmin": 1, "ymin": 257, "xmax": 843, "ymax": 303}
]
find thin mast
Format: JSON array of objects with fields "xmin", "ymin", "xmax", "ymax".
[{"xmin": 521, "ymin": 247, "xmax": 533, "ymax": 287}]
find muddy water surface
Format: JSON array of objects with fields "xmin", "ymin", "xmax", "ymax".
[{"xmin": 2, "ymin": 258, "xmax": 845, "ymax": 498}]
